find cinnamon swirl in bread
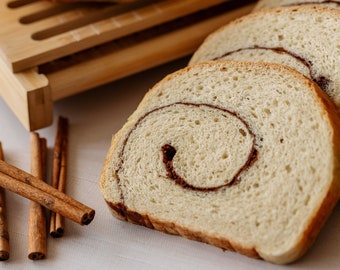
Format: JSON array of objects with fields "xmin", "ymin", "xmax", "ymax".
[
  {"xmin": 189, "ymin": 6, "xmax": 340, "ymax": 108},
  {"xmin": 100, "ymin": 61, "xmax": 340, "ymax": 264}
]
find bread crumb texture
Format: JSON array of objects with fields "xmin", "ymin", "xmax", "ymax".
[
  {"xmin": 100, "ymin": 62, "xmax": 340, "ymax": 264},
  {"xmin": 189, "ymin": 6, "xmax": 340, "ymax": 108}
]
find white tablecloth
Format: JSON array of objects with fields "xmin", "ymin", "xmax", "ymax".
[{"xmin": 0, "ymin": 58, "xmax": 339, "ymax": 270}]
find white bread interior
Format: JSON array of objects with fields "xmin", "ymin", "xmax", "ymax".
[
  {"xmin": 100, "ymin": 61, "xmax": 340, "ymax": 264},
  {"xmin": 189, "ymin": 6, "xmax": 340, "ymax": 108}
]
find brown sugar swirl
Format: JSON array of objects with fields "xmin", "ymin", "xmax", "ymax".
[{"xmin": 115, "ymin": 102, "xmax": 258, "ymax": 197}]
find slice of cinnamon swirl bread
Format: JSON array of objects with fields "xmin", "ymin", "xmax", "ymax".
[
  {"xmin": 253, "ymin": 0, "xmax": 340, "ymax": 11},
  {"xmin": 189, "ymin": 6, "xmax": 340, "ymax": 108},
  {"xmin": 100, "ymin": 61, "xmax": 340, "ymax": 264}
]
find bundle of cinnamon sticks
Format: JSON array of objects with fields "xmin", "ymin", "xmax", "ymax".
[{"xmin": 0, "ymin": 116, "xmax": 95, "ymax": 261}]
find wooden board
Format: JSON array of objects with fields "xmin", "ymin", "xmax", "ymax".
[
  {"xmin": 0, "ymin": 0, "xmax": 228, "ymax": 72},
  {"xmin": 0, "ymin": 0, "xmax": 256, "ymax": 131}
]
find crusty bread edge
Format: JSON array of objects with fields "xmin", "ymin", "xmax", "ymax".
[
  {"xmin": 104, "ymin": 180, "xmax": 340, "ymax": 264},
  {"xmin": 252, "ymin": 0, "xmax": 340, "ymax": 12},
  {"xmin": 105, "ymin": 201, "xmax": 261, "ymax": 259},
  {"xmin": 99, "ymin": 61, "xmax": 340, "ymax": 264}
]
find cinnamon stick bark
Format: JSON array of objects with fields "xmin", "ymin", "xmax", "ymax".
[
  {"xmin": 55, "ymin": 138, "xmax": 67, "ymax": 236},
  {"xmin": 0, "ymin": 160, "xmax": 95, "ymax": 225},
  {"xmin": 28, "ymin": 133, "xmax": 47, "ymax": 260},
  {"xmin": 50, "ymin": 116, "xmax": 68, "ymax": 237},
  {"xmin": 0, "ymin": 142, "xmax": 9, "ymax": 261},
  {"xmin": 51, "ymin": 117, "xmax": 65, "ymax": 196}
]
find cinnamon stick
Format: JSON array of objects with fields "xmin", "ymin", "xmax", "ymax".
[
  {"xmin": 28, "ymin": 133, "xmax": 47, "ymax": 260},
  {"xmin": 55, "ymin": 144, "xmax": 67, "ymax": 235},
  {"xmin": 40, "ymin": 138, "xmax": 47, "ymax": 181},
  {"xmin": 0, "ymin": 160, "xmax": 95, "ymax": 225},
  {"xmin": 50, "ymin": 116, "xmax": 68, "ymax": 237},
  {"xmin": 51, "ymin": 117, "xmax": 65, "ymax": 193},
  {"xmin": 49, "ymin": 119, "xmax": 62, "ymax": 235},
  {"xmin": 0, "ymin": 142, "xmax": 9, "ymax": 261}
]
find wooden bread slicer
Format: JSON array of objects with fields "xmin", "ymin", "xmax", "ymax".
[{"xmin": 0, "ymin": 0, "xmax": 256, "ymax": 131}]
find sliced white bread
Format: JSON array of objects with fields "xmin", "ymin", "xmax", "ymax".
[
  {"xmin": 253, "ymin": 0, "xmax": 340, "ymax": 11},
  {"xmin": 100, "ymin": 61, "xmax": 340, "ymax": 264},
  {"xmin": 189, "ymin": 6, "xmax": 340, "ymax": 108}
]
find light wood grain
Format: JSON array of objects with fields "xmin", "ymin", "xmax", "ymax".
[
  {"xmin": 48, "ymin": 3, "xmax": 256, "ymax": 100},
  {"xmin": 0, "ymin": 0, "xmax": 254, "ymax": 131},
  {"xmin": 1, "ymin": 0, "xmax": 226, "ymax": 72},
  {"xmin": 0, "ymin": 56, "xmax": 52, "ymax": 131}
]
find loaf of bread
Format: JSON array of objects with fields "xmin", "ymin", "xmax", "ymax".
[
  {"xmin": 100, "ymin": 60, "xmax": 340, "ymax": 264},
  {"xmin": 253, "ymin": 0, "xmax": 340, "ymax": 11},
  {"xmin": 189, "ymin": 6, "xmax": 340, "ymax": 108}
]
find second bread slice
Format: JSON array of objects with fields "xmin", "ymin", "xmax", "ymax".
[{"xmin": 190, "ymin": 6, "xmax": 340, "ymax": 108}]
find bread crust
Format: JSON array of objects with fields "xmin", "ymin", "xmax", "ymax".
[
  {"xmin": 192, "ymin": 5, "xmax": 340, "ymax": 45},
  {"xmin": 105, "ymin": 179, "xmax": 340, "ymax": 264},
  {"xmin": 253, "ymin": 0, "xmax": 340, "ymax": 11},
  {"xmin": 105, "ymin": 200, "xmax": 262, "ymax": 259}
]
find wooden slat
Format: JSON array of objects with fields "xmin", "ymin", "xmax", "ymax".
[
  {"xmin": 47, "ymin": 3, "xmax": 256, "ymax": 101},
  {"xmin": 0, "ymin": 0, "xmax": 226, "ymax": 72}
]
